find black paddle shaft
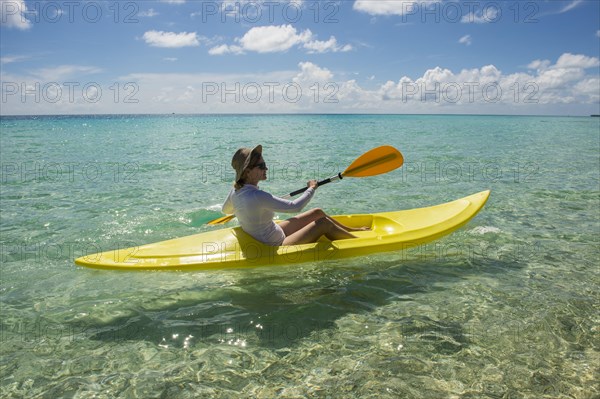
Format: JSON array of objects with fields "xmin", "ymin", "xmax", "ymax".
[{"xmin": 288, "ymin": 173, "xmax": 343, "ymax": 197}]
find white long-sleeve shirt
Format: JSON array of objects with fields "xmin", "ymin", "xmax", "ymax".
[{"xmin": 222, "ymin": 184, "xmax": 315, "ymax": 246}]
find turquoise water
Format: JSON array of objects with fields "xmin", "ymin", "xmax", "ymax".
[{"xmin": 1, "ymin": 114, "xmax": 598, "ymax": 398}]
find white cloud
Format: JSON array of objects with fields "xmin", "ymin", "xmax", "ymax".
[
  {"xmin": 458, "ymin": 35, "xmax": 472, "ymax": 46},
  {"xmin": 353, "ymin": 0, "xmax": 440, "ymax": 16},
  {"xmin": 461, "ymin": 7, "xmax": 499, "ymax": 24},
  {"xmin": 163, "ymin": 57, "xmax": 178, "ymax": 62},
  {"xmin": 526, "ymin": 54, "xmax": 599, "ymax": 95},
  {"xmin": 558, "ymin": 0, "xmax": 583, "ymax": 13},
  {"xmin": 303, "ymin": 36, "xmax": 353, "ymax": 54},
  {"xmin": 208, "ymin": 44, "xmax": 244, "ymax": 55},
  {"xmin": 32, "ymin": 65, "xmax": 103, "ymax": 81},
  {"xmin": 574, "ymin": 78, "xmax": 600, "ymax": 101},
  {"xmin": 554, "ymin": 53, "xmax": 600, "ymax": 69},
  {"xmin": 142, "ymin": 31, "xmax": 200, "ymax": 48},
  {"xmin": 138, "ymin": 8, "xmax": 159, "ymax": 17},
  {"xmin": 540, "ymin": 0, "xmax": 585, "ymax": 17},
  {"xmin": 207, "ymin": 44, "xmax": 229, "ymax": 55},
  {"xmin": 293, "ymin": 62, "xmax": 334, "ymax": 83},
  {"xmin": 526, "ymin": 54, "xmax": 599, "ymax": 73},
  {"xmin": 0, "ymin": 54, "xmax": 30, "ymax": 64},
  {"xmin": 239, "ymin": 25, "xmax": 311, "ymax": 53},
  {"xmin": 527, "ymin": 59, "xmax": 552, "ymax": 71},
  {"xmin": 209, "ymin": 25, "xmax": 351, "ymax": 55},
  {"xmin": 536, "ymin": 67, "xmax": 585, "ymax": 90},
  {"xmin": 0, "ymin": 0, "xmax": 32, "ymax": 30},
  {"xmin": 160, "ymin": 0, "xmax": 186, "ymax": 4},
  {"xmin": 597, "ymin": 30, "xmax": 600, "ymax": 38}
]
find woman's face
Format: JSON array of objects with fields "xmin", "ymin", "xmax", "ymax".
[{"xmin": 247, "ymin": 155, "xmax": 268, "ymax": 182}]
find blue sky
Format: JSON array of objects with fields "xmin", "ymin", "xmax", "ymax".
[{"xmin": 1, "ymin": 0, "xmax": 599, "ymax": 115}]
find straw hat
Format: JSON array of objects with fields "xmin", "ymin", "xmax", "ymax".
[{"xmin": 232, "ymin": 144, "xmax": 262, "ymax": 183}]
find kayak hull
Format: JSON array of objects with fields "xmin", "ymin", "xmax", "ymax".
[{"xmin": 75, "ymin": 190, "xmax": 490, "ymax": 271}]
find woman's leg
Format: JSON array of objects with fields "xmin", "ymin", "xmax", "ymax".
[
  {"xmin": 279, "ymin": 208, "xmax": 370, "ymax": 237},
  {"xmin": 282, "ymin": 217, "xmax": 357, "ymax": 246},
  {"xmin": 278, "ymin": 208, "xmax": 326, "ymax": 236}
]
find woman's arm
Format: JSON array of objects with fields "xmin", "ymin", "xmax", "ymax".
[{"xmin": 256, "ymin": 187, "xmax": 316, "ymax": 213}]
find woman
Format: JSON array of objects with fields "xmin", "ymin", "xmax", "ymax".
[{"xmin": 222, "ymin": 145, "xmax": 368, "ymax": 246}]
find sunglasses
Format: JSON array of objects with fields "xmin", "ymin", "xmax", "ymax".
[{"xmin": 252, "ymin": 162, "xmax": 267, "ymax": 170}]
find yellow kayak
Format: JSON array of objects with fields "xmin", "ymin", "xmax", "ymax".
[{"xmin": 75, "ymin": 190, "xmax": 490, "ymax": 271}]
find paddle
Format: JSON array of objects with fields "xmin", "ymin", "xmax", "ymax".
[{"xmin": 206, "ymin": 145, "xmax": 404, "ymax": 226}]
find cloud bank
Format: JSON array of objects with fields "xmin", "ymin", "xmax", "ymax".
[{"xmin": 1, "ymin": 53, "xmax": 598, "ymax": 115}]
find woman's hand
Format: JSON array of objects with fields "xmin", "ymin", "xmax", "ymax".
[{"xmin": 307, "ymin": 180, "xmax": 318, "ymax": 190}]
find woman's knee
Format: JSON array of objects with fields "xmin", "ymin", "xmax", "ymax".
[
  {"xmin": 314, "ymin": 216, "xmax": 333, "ymax": 231},
  {"xmin": 309, "ymin": 208, "xmax": 326, "ymax": 218}
]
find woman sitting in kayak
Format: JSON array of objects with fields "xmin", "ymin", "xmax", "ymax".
[{"xmin": 222, "ymin": 145, "xmax": 367, "ymax": 246}]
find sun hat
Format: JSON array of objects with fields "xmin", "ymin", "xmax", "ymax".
[{"xmin": 232, "ymin": 144, "xmax": 262, "ymax": 183}]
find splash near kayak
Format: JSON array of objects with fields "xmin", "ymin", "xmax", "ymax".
[{"xmin": 75, "ymin": 190, "xmax": 490, "ymax": 271}]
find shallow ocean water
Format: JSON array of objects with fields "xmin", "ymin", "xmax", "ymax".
[{"xmin": 1, "ymin": 114, "xmax": 598, "ymax": 398}]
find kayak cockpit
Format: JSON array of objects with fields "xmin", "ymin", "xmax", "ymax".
[{"xmin": 333, "ymin": 214, "xmax": 404, "ymax": 237}]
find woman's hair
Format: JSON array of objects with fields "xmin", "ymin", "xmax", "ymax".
[{"xmin": 234, "ymin": 152, "xmax": 261, "ymax": 190}]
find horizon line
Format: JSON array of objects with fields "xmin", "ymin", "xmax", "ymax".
[{"xmin": 1, "ymin": 112, "xmax": 598, "ymax": 118}]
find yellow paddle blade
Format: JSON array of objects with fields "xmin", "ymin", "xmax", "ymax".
[
  {"xmin": 342, "ymin": 145, "xmax": 404, "ymax": 178},
  {"xmin": 207, "ymin": 214, "xmax": 236, "ymax": 225}
]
